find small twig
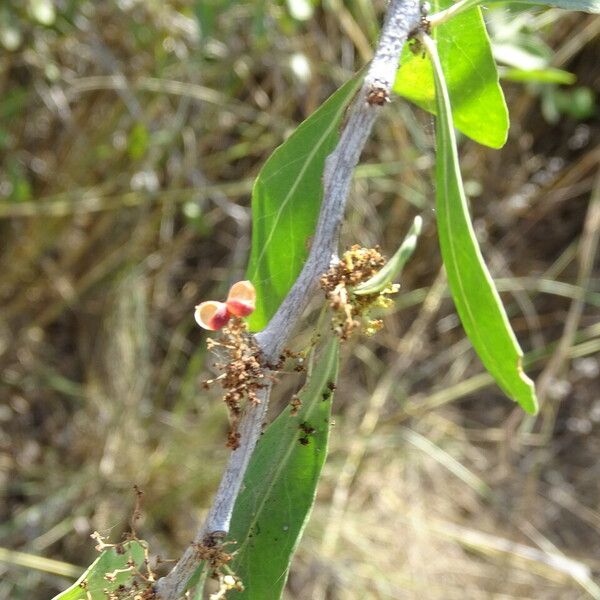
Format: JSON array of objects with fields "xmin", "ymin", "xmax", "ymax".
[{"xmin": 155, "ymin": 1, "xmax": 421, "ymax": 597}]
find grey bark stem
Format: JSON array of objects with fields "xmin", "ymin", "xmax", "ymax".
[{"xmin": 155, "ymin": 1, "xmax": 420, "ymax": 597}]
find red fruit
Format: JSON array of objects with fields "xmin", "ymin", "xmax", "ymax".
[
  {"xmin": 226, "ymin": 280, "xmax": 256, "ymax": 317},
  {"xmin": 194, "ymin": 301, "xmax": 231, "ymax": 330}
]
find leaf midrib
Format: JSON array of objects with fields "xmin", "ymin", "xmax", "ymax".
[{"xmin": 251, "ymin": 100, "xmax": 352, "ymax": 275}]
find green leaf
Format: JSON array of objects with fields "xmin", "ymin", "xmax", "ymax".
[
  {"xmin": 393, "ymin": 0, "xmax": 508, "ymax": 148},
  {"xmin": 551, "ymin": 86, "xmax": 597, "ymax": 120},
  {"xmin": 188, "ymin": 562, "xmax": 208, "ymax": 599},
  {"xmin": 492, "ymin": 41, "xmax": 551, "ymax": 72},
  {"xmin": 51, "ymin": 541, "xmax": 147, "ymax": 600},
  {"xmin": 354, "ymin": 215, "xmax": 422, "ymax": 296},
  {"xmin": 488, "ymin": 0, "xmax": 600, "ymax": 11},
  {"xmin": 228, "ymin": 337, "xmax": 340, "ymax": 598},
  {"xmin": 246, "ymin": 76, "xmax": 362, "ymax": 331},
  {"xmin": 424, "ymin": 34, "xmax": 537, "ymax": 414},
  {"xmin": 500, "ymin": 67, "xmax": 576, "ymax": 85}
]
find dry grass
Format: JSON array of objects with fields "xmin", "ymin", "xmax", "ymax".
[{"xmin": 0, "ymin": 2, "xmax": 599, "ymax": 599}]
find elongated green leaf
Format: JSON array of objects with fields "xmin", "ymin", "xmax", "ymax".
[
  {"xmin": 488, "ymin": 0, "xmax": 600, "ymax": 11},
  {"xmin": 354, "ymin": 215, "xmax": 422, "ymax": 296},
  {"xmin": 393, "ymin": 0, "xmax": 508, "ymax": 148},
  {"xmin": 51, "ymin": 541, "xmax": 146, "ymax": 600},
  {"xmin": 228, "ymin": 338, "xmax": 340, "ymax": 598},
  {"xmin": 246, "ymin": 77, "xmax": 361, "ymax": 331},
  {"xmin": 424, "ymin": 34, "xmax": 537, "ymax": 414},
  {"xmin": 500, "ymin": 67, "xmax": 576, "ymax": 85}
]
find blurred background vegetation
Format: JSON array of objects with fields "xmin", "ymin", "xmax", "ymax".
[{"xmin": 1, "ymin": 1, "xmax": 599, "ymax": 598}]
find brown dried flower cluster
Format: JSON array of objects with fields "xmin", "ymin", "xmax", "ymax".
[
  {"xmin": 192, "ymin": 541, "xmax": 233, "ymax": 571},
  {"xmin": 105, "ymin": 583, "xmax": 156, "ymax": 600},
  {"xmin": 88, "ymin": 531, "xmax": 156, "ymax": 600},
  {"xmin": 321, "ymin": 245, "xmax": 386, "ymax": 289},
  {"xmin": 204, "ymin": 317, "xmax": 266, "ymax": 449},
  {"xmin": 191, "ymin": 535, "xmax": 243, "ymax": 598},
  {"xmin": 320, "ymin": 245, "xmax": 395, "ymax": 340}
]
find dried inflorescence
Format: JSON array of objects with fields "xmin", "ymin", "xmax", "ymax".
[
  {"xmin": 322, "ymin": 245, "xmax": 386, "ymax": 289},
  {"xmin": 196, "ymin": 280, "xmax": 308, "ymax": 448},
  {"xmin": 204, "ymin": 317, "xmax": 266, "ymax": 449},
  {"xmin": 210, "ymin": 572, "xmax": 244, "ymax": 599},
  {"xmin": 88, "ymin": 530, "xmax": 156, "ymax": 600},
  {"xmin": 191, "ymin": 535, "xmax": 243, "ymax": 599},
  {"xmin": 192, "ymin": 540, "xmax": 233, "ymax": 571},
  {"xmin": 320, "ymin": 245, "xmax": 397, "ymax": 340},
  {"xmin": 105, "ymin": 584, "xmax": 156, "ymax": 600}
]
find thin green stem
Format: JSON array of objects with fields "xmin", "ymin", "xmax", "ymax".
[{"xmin": 428, "ymin": 0, "xmax": 482, "ymax": 28}]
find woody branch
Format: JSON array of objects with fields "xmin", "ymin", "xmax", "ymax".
[{"xmin": 155, "ymin": 1, "xmax": 421, "ymax": 597}]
